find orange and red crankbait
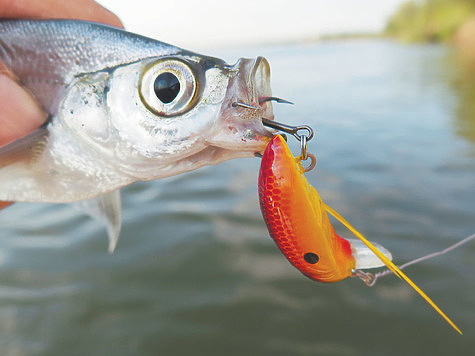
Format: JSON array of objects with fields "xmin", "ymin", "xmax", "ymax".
[
  {"xmin": 258, "ymin": 134, "xmax": 461, "ymax": 334},
  {"xmin": 258, "ymin": 135, "xmax": 355, "ymax": 282}
]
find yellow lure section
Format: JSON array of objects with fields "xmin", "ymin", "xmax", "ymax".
[
  {"xmin": 324, "ymin": 203, "xmax": 462, "ymax": 335},
  {"xmin": 259, "ymin": 134, "xmax": 461, "ymax": 334}
]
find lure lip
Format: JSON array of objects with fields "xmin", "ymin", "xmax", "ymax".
[{"xmin": 347, "ymin": 238, "xmax": 393, "ymax": 269}]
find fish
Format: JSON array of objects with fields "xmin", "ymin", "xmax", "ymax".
[
  {"xmin": 0, "ymin": 19, "xmax": 275, "ymax": 251},
  {"xmin": 258, "ymin": 134, "xmax": 462, "ymax": 333}
]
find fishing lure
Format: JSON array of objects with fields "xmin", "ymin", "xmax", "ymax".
[{"xmin": 258, "ymin": 134, "xmax": 461, "ymax": 334}]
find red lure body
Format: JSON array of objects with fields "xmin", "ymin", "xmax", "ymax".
[
  {"xmin": 257, "ymin": 135, "xmax": 461, "ymax": 334},
  {"xmin": 258, "ymin": 135, "xmax": 355, "ymax": 282}
]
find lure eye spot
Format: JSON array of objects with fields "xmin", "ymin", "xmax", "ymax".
[{"xmin": 304, "ymin": 252, "xmax": 319, "ymax": 264}]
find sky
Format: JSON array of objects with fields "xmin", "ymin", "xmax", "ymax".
[{"xmin": 97, "ymin": 0, "xmax": 407, "ymax": 50}]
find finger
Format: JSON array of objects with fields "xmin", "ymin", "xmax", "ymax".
[
  {"xmin": 0, "ymin": 71, "xmax": 48, "ymax": 146},
  {"xmin": 0, "ymin": 0, "xmax": 123, "ymax": 28},
  {"xmin": 0, "ymin": 0, "xmax": 123, "ymax": 209},
  {"xmin": 0, "ymin": 68, "xmax": 45, "ymax": 211},
  {"xmin": 0, "ymin": 0, "xmax": 123, "ymax": 146},
  {"xmin": 0, "ymin": 201, "xmax": 13, "ymax": 210}
]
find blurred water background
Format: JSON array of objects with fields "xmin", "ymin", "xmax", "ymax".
[{"xmin": 0, "ymin": 39, "xmax": 474, "ymax": 355}]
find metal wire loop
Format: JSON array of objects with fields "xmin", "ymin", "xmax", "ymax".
[
  {"xmin": 301, "ymin": 153, "xmax": 316, "ymax": 172},
  {"xmin": 300, "ymin": 135, "xmax": 308, "ymax": 160},
  {"xmin": 262, "ymin": 118, "xmax": 314, "ymax": 142},
  {"xmin": 352, "ymin": 269, "xmax": 375, "ymax": 286}
]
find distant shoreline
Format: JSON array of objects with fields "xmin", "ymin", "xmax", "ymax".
[
  {"xmin": 383, "ymin": 0, "xmax": 475, "ymax": 60},
  {"xmin": 316, "ymin": 32, "xmax": 381, "ymax": 41}
]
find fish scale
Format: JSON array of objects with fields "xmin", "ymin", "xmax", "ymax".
[
  {"xmin": 0, "ymin": 19, "xmax": 274, "ymax": 251},
  {"xmin": 0, "ymin": 19, "xmax": 181, "ymax": 114}
]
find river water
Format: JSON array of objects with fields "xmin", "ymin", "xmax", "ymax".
[{"xmin": 0, "ymin": 40, "xmax": 474, "ymax": 355}]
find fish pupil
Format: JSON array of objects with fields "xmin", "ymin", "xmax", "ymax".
[
  {"xmin": 304, "ymin": 252, "xmax": 319, "ymax": 264},
  {"xmin": 154, "ymin": 72, "xmax": 180, "ymax": 104}
]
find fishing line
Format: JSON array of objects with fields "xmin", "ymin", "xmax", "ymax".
[
  {"xmin": 359, "ymin": 233, "xmax": 475, "ymax": 287},
  {"xmin": 259, "ymin": 127, "xmax": 464, "ymax": 333}
]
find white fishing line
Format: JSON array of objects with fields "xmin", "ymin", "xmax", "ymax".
[{"xmin": 365, "ymin": 233, "xmax": 475, "ymax": 287}]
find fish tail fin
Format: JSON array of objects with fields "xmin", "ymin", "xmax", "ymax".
[{"xmin": 323, "ymin": 203, "xmax": 462, "ymax": 335}]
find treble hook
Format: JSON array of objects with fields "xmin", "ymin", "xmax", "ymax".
[
  {"xmin": 232, "ymin": 102, "xmax": 260, "ymax": 110},
  {"xmin": 262, "ymin": 118, "xmax": 314, "ymax": 142},
  {"xmin": 232, "ymin": 96, "xmax": 294, "ymax": 110},
  {"xmin": 259, "ymin": 97, "xmax": 294, "ymax": 105}
]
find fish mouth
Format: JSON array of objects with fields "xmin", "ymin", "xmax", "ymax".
[{"xmin": 207, "ymin": 56, "xmax": 275, "ymax": 157}]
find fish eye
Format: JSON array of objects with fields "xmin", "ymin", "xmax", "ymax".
[
  {"xmin": 154, "ymin": 72, "xmax": 180, "ymax": 104},
  {"xmin": 140, "ymin": 59, "xmax": 197, "ymax": 117},
  {"xmin": 304, "ymin": 252, "xmax": 319, "ymax": 264}
]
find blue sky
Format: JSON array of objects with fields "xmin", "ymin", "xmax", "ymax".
[{"xmin": 98, "ymin": 0, "xmax": 407, "ymax": 49}]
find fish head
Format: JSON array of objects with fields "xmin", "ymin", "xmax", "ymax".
[
  {"xmin": 59, "ymin": 53, "xmax": 274, "ymax": 180},
  {"xmin": 207, "ymin": 56, "xmax": 274, "ymax": 150}
]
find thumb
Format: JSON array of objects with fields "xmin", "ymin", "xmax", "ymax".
[
  {"xmin": 0, "ymin": 71, "xmax": 47, "ymax": 147},
  {"xmin": 0, "ymin": 67, "xmax": 47, "ymax": 209}
]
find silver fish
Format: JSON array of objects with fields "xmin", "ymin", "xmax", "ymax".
[{"xmin": 0, "ymin": 19, "xmax": 275, "ymax": 251}]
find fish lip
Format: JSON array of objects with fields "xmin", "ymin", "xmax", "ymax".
[
  {"xmin": 207, "ymin": 56, "xmax": 275, "ymax": 154},
  {"xmin": 249, "ymin": 56, "xmax": 274, "ymax": 117},
  {"xmin": 246, "ymin": 56, "xmax": 276, "ymax": 140}
]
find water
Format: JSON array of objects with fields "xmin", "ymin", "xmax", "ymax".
[{"xmin": 1, "ymin": 40, "xmax": 474, "ymax": 355}]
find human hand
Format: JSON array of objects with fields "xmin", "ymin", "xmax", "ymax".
[{"xmin": 0, "ymin": 0, "xmax": 123, "ymax": 208}]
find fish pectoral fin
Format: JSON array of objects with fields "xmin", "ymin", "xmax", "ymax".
[
  {"xmin": 75, "ymin": 190, "xmax": 122, "ymax": 253},
  {"xmin": 0, "ymin": 124, "xmax": 49, "ymax": 169}
]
